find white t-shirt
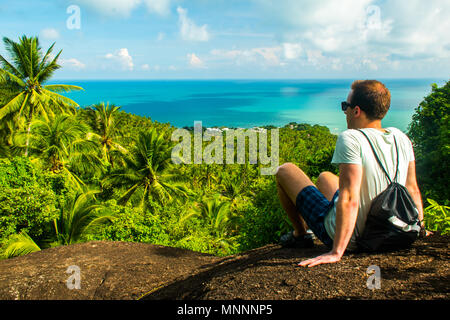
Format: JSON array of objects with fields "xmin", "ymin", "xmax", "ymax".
[{"xmin": 324, "ymin": 127, "xmax": 415, "ymax": 251}]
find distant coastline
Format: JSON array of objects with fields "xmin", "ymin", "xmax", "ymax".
[{"xmin": 55, "ymin": 78, "xmax": 446, "ymax": 133}]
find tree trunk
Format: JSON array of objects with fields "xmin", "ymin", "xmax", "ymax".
[{"xmin": 24, "ymin": 120, "xmax": 32, "ymax": 157}]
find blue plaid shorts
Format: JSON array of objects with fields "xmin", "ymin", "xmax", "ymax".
[{"xmin": 295, "ymin": 186, "xmax": 338, "ymax": 248}]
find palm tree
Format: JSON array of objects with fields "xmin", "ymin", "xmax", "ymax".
[
  {"xmin": 176, "ymin": 194, "xmax": 238, "ymax": 254},
  {"xmin": 0, "ymin": 137, "xmax": 10, "ymax": 158},
  {"xmin": 217, "ymin": 164, "xmax": 255, "ymax": 210},
  {"xmin": 82, "ymin": 102, "xmax": 127, "ymax": 167},
  {"xmin": 2, "ymin": 191, "xmax": 114, "ymax": 258},
  {"xmin": 104, "ymin": 128, "xmax": 188, "ymax": 208},
  {"xmin": 220, "ymin": 172, "xmax": 246, "ymax": 201},
  {"xmin": 13, "ymin": 114, "xmax": 102, "ymax": 189},
  {"xmin": 54, "ymin": 190, "xmax": 114, "ymax": 245},
  {"xmin": 198, "ymin": 164, "xmax": 220, "ymax": 190},
  {"xmin": 0, "ymin": 87, "xmax": 18, "ymax": 150},
  {"xmin": 0, "ymin": 114, "xmax": 16, "ymax": 148},
  {"xmin": 191, "ymin": 194, "xmax": 237, "ymax": 238},
  {"xmin": 0, "ymin": 35, "xmax": 83, "ymax": 155}
]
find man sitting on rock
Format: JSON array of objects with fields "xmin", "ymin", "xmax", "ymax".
[{"xmin": 275, "ymin": 80, "xmax": 427, "ymax": 267}]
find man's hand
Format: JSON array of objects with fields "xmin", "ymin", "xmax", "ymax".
[
  {"xmin": 420, "ymin": 228, "xmax": 433, "ymax": 238},
  {"xmin": 298, "ymin": 251, "xmax": 342, "ymax": 268},
  {"xmin": 419, "ymin": 220, "xmax": 433, "ymax": 238}
]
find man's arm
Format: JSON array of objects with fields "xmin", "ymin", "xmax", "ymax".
[
  {"xmin": 404, "ymin": 160, "xmax": 431, "ymax": 236},
  {"xmin": 299, "ymin": 163, "xmax": 362, "ymax": 267},
  {"xmin": 332, "ymin": 163, "xmax": 363, "ymax": 256},
  {"xmin": 404, "ymin": 161, "xmax": 423, "ymax": 221}
]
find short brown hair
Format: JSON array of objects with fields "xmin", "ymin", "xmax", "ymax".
[{"xmin": 350, "ymin": 80, "xmax": 391, "ymax": 120}]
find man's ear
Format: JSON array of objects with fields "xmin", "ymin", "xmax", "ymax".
[{"xmin": 354, "ymin": 106, "xmax": 362, "ymax": 117}]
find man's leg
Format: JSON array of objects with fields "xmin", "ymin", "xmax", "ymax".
[
  {"xmin": 316, "ymin": 171, "xmax": 339, "ymax": 201},
  {"xmin": 276, "ymin": 163, "xmax": 314, "ymax": 237}
]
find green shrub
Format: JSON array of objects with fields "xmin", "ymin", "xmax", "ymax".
[
  {"xmin": 408, "ymin": 81, "xmax": 450, "ymax": 203},
  {"xmin": 236, "ymin": 177, "xmax": 291, "ymax": 251},
  {"xmin": 424, "ymin": 198, "xmax": 450, "ymax": 235},
  {"xmin": 0, "ymin": 157, "xmax": 61, "ymax": 244},
  {"xmin": 175, "ymin": 229, "xmax": 239, "ymax": 256},
  {"xmin": 88, "ymin": 201, "xmax": 170, "ymax": 244}
]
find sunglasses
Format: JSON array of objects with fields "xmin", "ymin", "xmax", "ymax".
[{"xmin": 341, "ymin": 101, "xmax": 352, "ymax": 111}]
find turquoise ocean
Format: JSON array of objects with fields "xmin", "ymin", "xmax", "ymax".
[{"xmin": 56, "ymin": 79, "xmax": 446, "ymax": 134}]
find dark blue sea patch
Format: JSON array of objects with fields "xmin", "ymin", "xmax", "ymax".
[{"xmin": 122, "ymin": 97, "xmax": 284, "ymax": 128}]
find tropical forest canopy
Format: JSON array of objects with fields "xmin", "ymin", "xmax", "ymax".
[{"xmin": 0, "ymin": 36, "xmax": 448, "ymax": 259}]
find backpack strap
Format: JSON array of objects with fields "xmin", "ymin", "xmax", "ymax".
[
  {"xmin": 393, "ymin": 136, "xmax": 399, "ymax": 182},
  {"xmin": 357, "ymin": 129, "xmax": 399, "ymax": 184}
]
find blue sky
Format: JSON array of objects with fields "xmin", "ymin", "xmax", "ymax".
[{"xmin": 0, "ymin": 0, "xmax": 449, "ymax": 79}]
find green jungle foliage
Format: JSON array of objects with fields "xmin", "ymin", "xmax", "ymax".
[
  {"xmin": 0, "ymin": 157, "xmax": 63, "ymax": 245},
  {"xmin": 423, "ymin": 199, "xmax": 450, "ymax": 235},
  {"xmin": 408, "ymin": 81, "xmax": 450, "ymax": 204},
  {"xmin": 0, "ymin": 35, "xmax": 448, "ymax": 259}
]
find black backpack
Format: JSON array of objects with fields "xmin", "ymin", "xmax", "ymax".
[{"xmin": 356, "ymin": 129, "xmax": 421, "ymax": 252}]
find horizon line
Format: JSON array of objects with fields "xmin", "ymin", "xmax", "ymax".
[{"xmin": 50, "ymin": 77, "xmax": 448, "ymax": 81}]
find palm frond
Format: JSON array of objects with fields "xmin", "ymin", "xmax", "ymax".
[
  {"xmin": 38, "ymin": 42, "xmax": 55, "ymax": 70},
  {"xmin": 0, "ymin": 65, "xmax": 26, "ymax": 87},
  {"xmin": 3, "ymin": 231, "xmax": 41, "ymax": 258},
  {"xmin": 62, "ymin": 166, "xmax": 85, "ymax": 191},
  {"xmin": 36, "ymin": 49, "xmax": 62, "ymax": 83},
  {"xmin": 40, "ymin": 89, "xmax": 79, "ymax": 108},
  {"xmin": 3, "ymin": 37, "xmax": 29, "ymax": 77},
  {"xmin": 43, "ymin": 84, "xmax": 84, "ymax": 93},
  {"xmin": 57, "ymin": 190, "xmax": 114, "ymax": 244},
  {"xmin": 117, "ymin": 183, "xmax": 141, "ymax": 206},
  {"xmin": 0, "ymin": 92, "xmax": 26, "ymax": 120}
]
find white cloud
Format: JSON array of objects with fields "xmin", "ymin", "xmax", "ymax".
[
  {"xmin": 204, "ymin": 1, "xmax": 396, "ymax": 71},
  {"xmin": 105, "ymin": 48, "xmax": 134, "ymax": 71},
  {"xmin": 381, "ymin": 1, "xmax": 450, "ymax": 59},
  {"xmin": 211, "ymin": 46, "xmax": 283, "ymax": 67},
  {"xmin": 140, "ymin": 64, "xmax": 163, "ymax": 71},
  {"xmin": 187, "ymin": 53, "xmax": 204, "ymax": 68},
  {"xmin": 265, "ymin": 0, "xmax": 390, "ymax": 54},
  {"xmin": 64, "ymin": 0, "xmax": 449, "ymax": 76},
  {"xmin": 210, "ymin": 49, "xmax": 243, "ymax": 60},
  {"xmin": 177, "ymin": 6, "xmax": 210, "ymax": 41},
  {"xmin": 282, "ymin": 43, "xmax": 302, "ymax": 60},
  {"xmin": 362, "ymin": 59, "xmax": 378, "ymax": 71},
  {"xmin": 255, "ymin": 0, "xmax": 450, "ymax": 73},
  {"xmin": 331, "ymin": 58, "xmax": 343, "ymax": 71},
  {"xmin": 306, "ymin": 50, "xmax": 326, "ymax": 67},
  {"xmin": 60, "ymin": 58, "xmax": 85, "ymax": 70},
  {"xmin": 144, "ymin": 0, "xmax": 170, "ymax": 16},
  {"xmin": 252, "ymin": 47, "xmax": 281, "ymax": 66},
  {"xmin": 40, "ymin": 28, "xmax": 59, "ymax": 40}
]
